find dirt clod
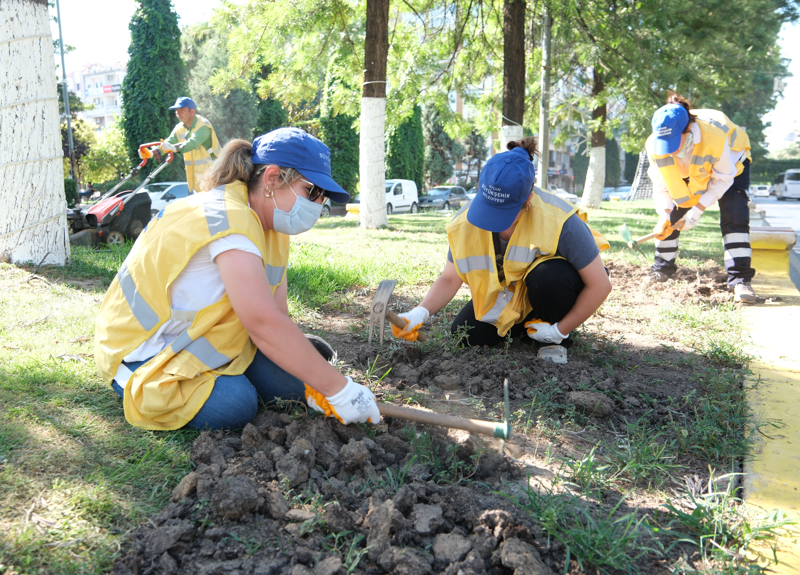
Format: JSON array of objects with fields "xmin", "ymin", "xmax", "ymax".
[
  {"xmin": 500, "ymin": 537, "xmax": 554, "ymax": 575},
  {"xmin": 565, "ymin": 390, "xmax": 615, "ymax": 418}
]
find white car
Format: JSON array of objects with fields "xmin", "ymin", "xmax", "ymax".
[
  {"xmin": 749, "ymin": 184, "xmax": 770, "ymax": 198},
  {"xmin": 145, "ymin": 182, "xmax": 191, "ymax": 218},
  {"xmin": 547, "ymin": 185, "xmax": 579, "ymax": 204},
  {"xmin": 346, "ymin": 179, "xmax": 420, "ymax": 215}
]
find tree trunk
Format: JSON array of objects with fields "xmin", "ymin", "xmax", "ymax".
[
  {"xmin": 581, "ymin": 69, "xmax": 606, "ymax": 209},
  {"xmin": 501, "ymin": 0, "xmax": 525, "ymax": 151},
  {"xmin": 0, "ymin": 0, "xmax": 70, "ymax": 265},
  {"xmin": 359, "ymin": 0, "xmax": 389, "ymax": 229}
]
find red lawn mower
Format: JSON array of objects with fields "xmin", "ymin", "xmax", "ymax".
[{"xmin": 69, "ymin": 143, "xmax": 174, "ymax": 247}]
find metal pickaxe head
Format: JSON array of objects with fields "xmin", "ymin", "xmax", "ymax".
[{"xmin": 369, "ymin": 279, "xmax": 397, "ymax": 345}]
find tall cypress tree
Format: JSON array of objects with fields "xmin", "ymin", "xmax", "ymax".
[
  {"xmin": 121, "ymin": 0, "xmax": 187, "ymax": 181},
  {"xmin": 386, "ymin": 105, "xmax": 424, "ymax": 192},
  {"xmin": 319, "ymin": 63, "xmax": 359, "ymax": 198}
]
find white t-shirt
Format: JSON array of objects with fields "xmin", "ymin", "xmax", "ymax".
[{"xmin": 114, "ymin": 231, "xmax": 260, "ymax": 384}]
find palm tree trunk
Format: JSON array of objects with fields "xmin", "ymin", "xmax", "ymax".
[
  {"xmin": 359, "ymin": 0, "xmax": 389, "ymax": 229},
  {"xmin": 0, "ymin": 0, "xmax": 70, "ymax": 264}
]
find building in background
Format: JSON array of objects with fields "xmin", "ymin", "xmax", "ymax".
[{"xmin": 63, "ymin": 62, "xmax": 126, "ymax": 130}]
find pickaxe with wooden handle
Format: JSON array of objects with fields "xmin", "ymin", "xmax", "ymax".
[{"xmin": 368, "ymin": 279, "xmax": 427, "ymax": 345}]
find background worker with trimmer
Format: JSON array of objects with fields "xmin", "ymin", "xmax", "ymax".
[
  {"xmin": 160, "ymin": 97, "xmax": 221, "ymax": 193},
  {"xmin": 646, "ymin": 93, "xmax": 756, "ymax": 303}
]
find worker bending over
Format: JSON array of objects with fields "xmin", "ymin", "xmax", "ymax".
[
  {"xmin": 95, "ymin": 128, "xmax": 380, "ymax": 430},
  {"xmin": 392, "ymin": 138, "xmax": 612, "ymax": 365},
  {"xmin": 646, "ymin": 93, "xmax": 755, "ymax": 303}
]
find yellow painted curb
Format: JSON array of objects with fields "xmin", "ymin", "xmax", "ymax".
[
  {"xmin": 744, "ymin": 275, "xmax": 800, "ymax": 572},
  {"xmin": 751, "ymin": 227, "xmax": 798, "ymax": 276}
]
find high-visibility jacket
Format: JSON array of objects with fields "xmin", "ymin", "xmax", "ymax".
[
  {"xmin": 94, "ymin": 181, "xmax": 289, "ymax": 430},
  {"xmin": 446, "ymin": 187, "xmax": 609, "ymax": 336},
  {"xmin": 171, "ymin": 115, "xmax": 221, "ymax": 193},
  {"xmin": 646, "ymin": 109, "xmax": 751, "ymax": 208}
]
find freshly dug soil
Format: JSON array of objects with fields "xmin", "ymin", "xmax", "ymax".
[{"xmin": 112, "ymin": 261, "xmax": 739, "ymax": 574}]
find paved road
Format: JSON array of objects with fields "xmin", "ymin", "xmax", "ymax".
[{"xmin": 752, "ymin": 196, "xmax": 800, "ymax": 287}]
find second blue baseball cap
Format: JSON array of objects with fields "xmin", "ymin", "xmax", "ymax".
[
  {"xmin": 251, "ymin": 128, "xmax": 350, "ymax": 204},
  {"xmin": 168, "ymin": 97, "xmax": 196, "ymax": 110},
  {"xmin": 467, "ymin": 147, "xmax": 536, "ymax": 232},
  {"xmin": 651, "ymin": 104, "xmax": 688, "ymax": 155}
]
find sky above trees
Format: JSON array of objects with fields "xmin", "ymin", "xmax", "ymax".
[{"xmin": 50, "ymin": 0, "xmax": 799, "ymax": 154}]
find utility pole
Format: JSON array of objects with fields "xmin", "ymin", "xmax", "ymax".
[
  {"xmin": 56, "ymin": 0, "xmax": 76, "ymax": 182},
  {"xmin": 537, "ymin": 4, "xmax": 552, "ymax": 191}
]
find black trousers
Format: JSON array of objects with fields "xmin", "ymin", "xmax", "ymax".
[
  {"xmin": 652, "ymin": 159, "xmax": 754, "ymax": 286},
  {"xmin": 450, "ymin": 258, "xmax": 585, "ymax": 348}
]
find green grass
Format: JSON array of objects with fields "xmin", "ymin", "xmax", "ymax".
[{"xmin": 0, "ymin": 203, "xmax": 766, "ymax": 574}]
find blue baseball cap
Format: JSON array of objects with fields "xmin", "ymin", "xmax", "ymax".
[
  {"xmin": 251, "ymin": 128, "xmax": 350, "ymax": 204},
  {"xmin": 168, "ymin": 97, "xmax": 196, "ymax": 110},
  {"xmin": 467, "ymin": 147, "xmax": 536, "ymax": 232},
  {"xmin": 651, "ymin": 104, "xmax": 688, "ymax": 155}
]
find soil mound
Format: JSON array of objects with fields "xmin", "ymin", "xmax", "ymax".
[{"xmin": 112, "ymin": 417, "xmax": 562, "ymax": 575}]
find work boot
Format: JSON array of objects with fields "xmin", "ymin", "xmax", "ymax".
[
  {"xmin": 538, "ymin": 345, "xmax": 567, "ymax": 364},
  {"xmin": 648, "ymin": 271, "xmax": 671, "ymax": 283},
  {"xmin": 733, "ymin": 282, "xmax": 756, "ymax": 303}
]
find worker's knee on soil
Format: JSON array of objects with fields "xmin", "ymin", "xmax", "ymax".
[{"xmin": 524, "ymin": 259, "xmax": 584, "ymax": 322}]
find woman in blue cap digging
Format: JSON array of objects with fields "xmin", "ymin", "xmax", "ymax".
[
  {"xmin": 94, "ymin": 129, "xmax": 382, "ymax": 430},
  {"xmin": 391, "ymin": 138, "xmax": 611, "ymax": 365},
  {"xmin": 646, "ymin": 93, "xmax": 755, "ymax": 303}
]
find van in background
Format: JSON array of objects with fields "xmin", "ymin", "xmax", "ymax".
[
  {"xmin": 346, "ymin": 179, "xmax": 419, "ymax": 216},
  {"xmin": 775, "ymin": 170, "xmax": 800, "ymax": 201}
]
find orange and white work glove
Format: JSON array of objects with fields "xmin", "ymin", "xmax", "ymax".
[
  {"xmin": 160, "ymin": 140, "xmax": 178, "ymax": 153},
  {"xmin": 525, "ymin": 320, "xmax": 567, "ymax": 345},
  {"xmin": 391, "ymin": 306, "xmax": 430, "ymax": 342},
  {"xmin": 680, "ymin": 205, "xmax": 704, "ymax": 231},
  {"xmin": 304, "ymin": 377, "xmax": 381, "ymax": 425},
  {"xmin": 653, "ymin": 211, "xmax": 674, "ymax": 240},
  {"xmin": 138, "ymin": 145, "xmax": 153, "ymax": 160}
]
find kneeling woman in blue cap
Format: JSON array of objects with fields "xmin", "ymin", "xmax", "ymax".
[
  {"xmin": 95, "ymin": 128, "xmax": 381, "ymax": 430},
  {"xmin": 391, "ymin": 138, "xmax": 611, "ymax": 364},
  {"xmin": 646, "ymin": 93, "xmax": 755, "ymax": 303}
]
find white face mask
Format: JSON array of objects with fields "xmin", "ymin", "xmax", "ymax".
[
  {"xmin": 675, "ymin": 131, "xmax": 694, "ymax": 159},
  {"xmin": 271, "ymin": 177, "xmax": 323, "ymax": 235}
]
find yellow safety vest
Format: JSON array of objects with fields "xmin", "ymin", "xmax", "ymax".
[
  {"xmin": 647, "ymin": 109, "xmax": 751, "ymax": 208},
  {"xmin": 446, "ymin": 187, "xmax": 609, "ymax": 336},
  {"xmin": 94, "ymin": 181, "xmax": 290, "ymax": 430},
  {"xmin": 172, "ymin": 115, "xmax": 221, "ymax": 193}
]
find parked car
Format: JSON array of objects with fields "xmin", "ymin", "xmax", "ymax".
[
  {"xmin": 466, "ymin": 191, "xmax": 477, "ymax": 201},
  {"xmin": 419, "ymin": 186, "xmax": 470, "ymax": 210},
  {"xmin": 775, "ymin": 170, "xmax": 800, "ymax": 201},
  {"xmin": 601, "ymin": 186, "xmax": 616, "ymax": 201},
  {"xmin": 546, "ymin": 185, "xmax": 579, "ymax": 204},
  {"xmin": 345, "ymin": 179, "xmax": 419, "ymax": 215},
  {"xmin": 749, "ymin": 184, "xmax": 770, "ymax": 198},
  {"xmin": 609, "ymin": 185, "xmax": 632, "ymax": 201},
  {"xmin": 146, "ymin": 182, "xmax": 191, "ymax": 218}
]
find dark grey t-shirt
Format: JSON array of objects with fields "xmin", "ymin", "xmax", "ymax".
[{"xmin": 447, "ymin": 214, "xmax": 599, "ymax": 271}]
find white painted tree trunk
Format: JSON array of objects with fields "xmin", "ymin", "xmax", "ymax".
[
  {"xmin": 580, "ymin": 145, "xmax": 605, "ymax": 210},
  {"xmin": 359, "ymin": 97, "xmax": 388, "ymax": 229},
  {"xmin": 0, "ymin": 0, "xmax": 70, "ymax": 265},
  {"xmin": 500, "ymin": 125, "xmax": 523, "ymax": 156}
]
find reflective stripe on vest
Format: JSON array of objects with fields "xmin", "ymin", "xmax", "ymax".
[
  {"xmin": 203, "ymin": 196, "xmax": 230, "ymax": 235},
  {"xmin": 118, "ymin": 263, "xmax": 159, "ymax": 331},
  {"xmin": 691, "ymin": 154, "xmax": 718, "ymax": 166},
  {"xmin": 170, "ymin": 331, "xmax": 231, "ymax": 370},
  {"xmin": 506, "ymin": 245, "xmax": 547, "ymax": 264},
  {"xmin": 481, "ymin": 287, "xmax": 514, "ymax": 324},
  {"xmin": 185, "ymin": 157, "xmax": 213, "ymax": 167},
  {"xmin": 456, "ymin": 255, "xmax": 494, "ymax": 273},
  {"xmin": 655, "ymin": 157, "xmax": 674, "ymax": 168},
  {"xmin": 266, "ymin": 264, "xmax": 285, "ymax": 286}
]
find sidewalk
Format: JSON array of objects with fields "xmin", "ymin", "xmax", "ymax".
[{"xmin": 743, "ymin": 204, "xmax": 800, "ymax": 572}]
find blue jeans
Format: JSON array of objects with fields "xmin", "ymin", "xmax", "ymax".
[{"xmin": 112, "ymin": 350, "xmax": 306, "ymax": 430}]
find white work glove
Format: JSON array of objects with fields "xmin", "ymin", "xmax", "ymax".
[
  {"xmin": 680, "ymin": 205, "xmax": 704, "ymax": 231},
  {"xmin": 160, "ymin": 140, "xmax": 178, "ymax": 153},
  {"xmin": 525, "ymin": 321, "xmax": 567, "ymax": 345},
  {"xmin": 304, "ymin": 377, "xmax": 381, "ymax": 425},
  {"xmin": 391, "ymin": 306, "xmax": 430, "ymax": 342}
]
